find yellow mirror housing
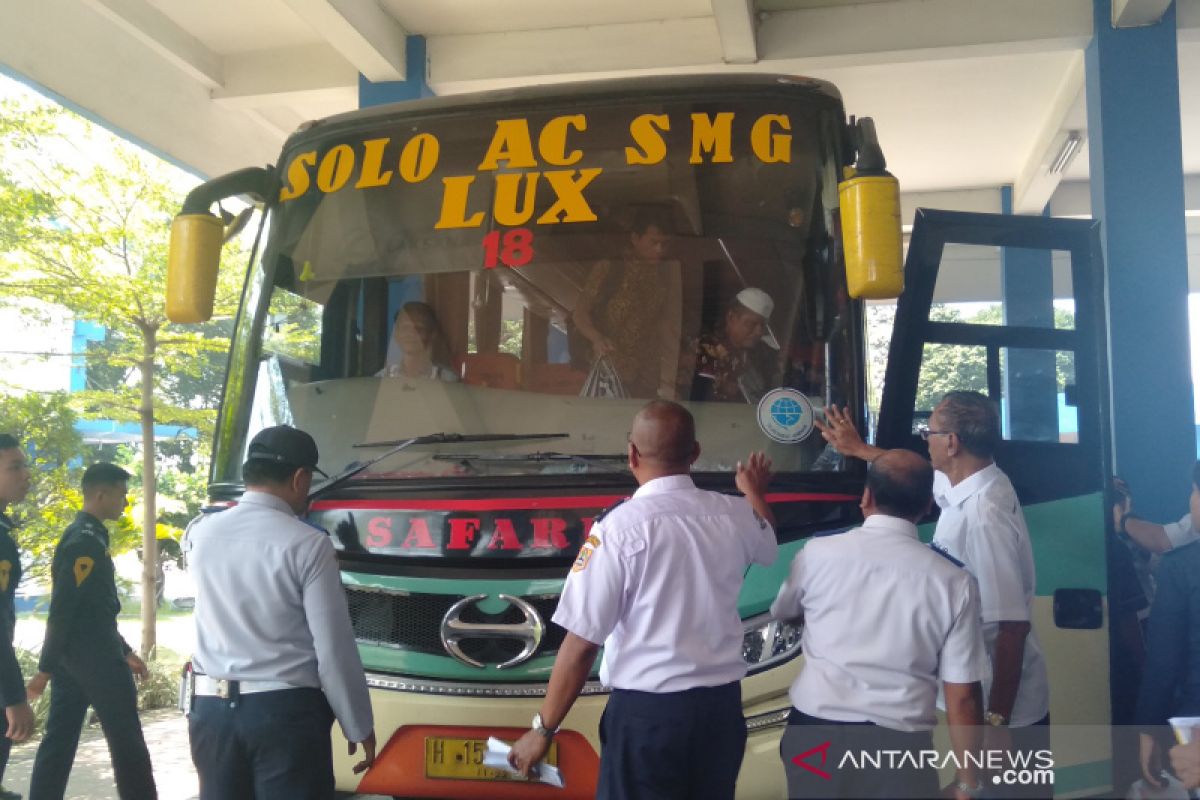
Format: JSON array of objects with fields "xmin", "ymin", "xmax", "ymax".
[
  {"xmin": 839, "ymin": 172, "xmax": 904, "ymax": 300},
  {"xmin": 167, "ymin": 213, "xmax": 224, "ymax": 323}
]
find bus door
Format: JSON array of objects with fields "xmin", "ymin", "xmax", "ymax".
[{"xmin": 875, "ymin": 208, "xmax": 1117, "ymax": 796}]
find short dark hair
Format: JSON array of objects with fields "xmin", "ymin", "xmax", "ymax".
[
  {"xmin": 629, "ymin": 205, "xmax": 673, "ymax": 237},
  {"xmin": 242, "ymin": 459, "xmax": 301, "ymax": 487},
  {"xmin": 0, "ymin": 435, "xmax": 18, "ymax": 452},
  {"xmin": 867, "ymin": 454, "xmax": 934, "ymax": 518},
  {"xmin": 81, "ymin": 463, "xmax": 130, "ymax": 495},
  {"xmin": 937, "ymin": 391, "xmax": 1001, "ymax": 458}
]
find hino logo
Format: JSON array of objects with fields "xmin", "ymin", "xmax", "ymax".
[{"xmin": 440, "ymin": 594, "xmax": 545, "ymax": 669}]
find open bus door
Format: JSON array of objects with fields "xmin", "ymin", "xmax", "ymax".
[{"xmin": 875, "ymin": 209, "xmax": 1119, "ymax": 796}]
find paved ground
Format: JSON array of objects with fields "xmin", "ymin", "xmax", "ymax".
[
  {"xmin": 4, "ymin": 616, "xmax": 387, "ymax": 799},
  {"xmin": 3, "ymin": 709, "xmax": 389, "ymax": 800}
]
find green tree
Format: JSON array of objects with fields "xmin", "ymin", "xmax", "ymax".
[
  {"xmin": 867, "ymin": 302, "xmax": 1077, "ymax": 419},
  {"xmin": 0, "ymin": 92, "xmax": 243, "ymax": 658},
  {"xmin": 0, "ymin": 393, "xmax": 86, "ymax": 572}
]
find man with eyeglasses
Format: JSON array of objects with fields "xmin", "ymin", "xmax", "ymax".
[
  {"xmin": 816, "ymin": 391, "xmax": 1050, "ymax": 798},
  {"xmin": 184, "ymin": 426, "xmax": 376, "ymax": 799}
]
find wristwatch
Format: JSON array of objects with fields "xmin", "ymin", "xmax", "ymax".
[
  {"xmin": 984, "ymin": 710, "xmax": 1009, "ymax": 727},
  {"xmin": 954, "ymin": 779, "xmax": 984, "ymax": 798},
  {"xmin": 532, "ymin": 712, "xmax": 558, "ymax": 740}
]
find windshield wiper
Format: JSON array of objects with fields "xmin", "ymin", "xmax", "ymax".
[
  {"xmin": 432, "ymin": 451, "xmax": 628, "ymax": 473},
  {"xmin": 310, "ymin": 432, "xmax": 569, "ymax": 500},
  {"xmin": 354, "ymin": 432, "xmax": 568, "ymax": 448}
]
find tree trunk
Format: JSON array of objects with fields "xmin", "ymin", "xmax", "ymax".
[{"xmin": 139, "ymin": 325, "xmax": 158, "ymax": 660}]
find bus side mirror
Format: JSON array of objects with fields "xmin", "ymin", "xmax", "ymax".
[
  {"xmin": 839, "ymin": 116, "xmax": 904, "ymax": 300},
  {"xmin": 839, "ymin": 172, "xmax": 903, "ymax": 299},
  {"xmin": 167, "ymin": 213, "xmax": 224, "ymax": 323}
]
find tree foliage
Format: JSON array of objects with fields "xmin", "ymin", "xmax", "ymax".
[
  {"xmin": 866, "ymin": 302, "xmax": 1077, "ymax": 418},
  {"xmin": 0, "ymin": 87, "xmax": 245, "ymax": 655}
]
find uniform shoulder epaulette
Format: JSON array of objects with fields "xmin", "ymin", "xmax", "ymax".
[
  {"xmin": 929, "ymin": 541, "xmax": 965, "ymax": 568},
  {"xmin": 593, "ymin": 497, "xmax": 629, "ymax": 525},
  {"xmin": 811, "ymin": 526, "xmax": 854, "ymax": 539}
]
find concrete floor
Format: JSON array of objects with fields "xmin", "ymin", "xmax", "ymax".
[{"xmin": 2, "ymin": 708, "xmax": 388, "ymax": 800}]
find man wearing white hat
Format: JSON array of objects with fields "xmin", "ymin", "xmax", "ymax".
[{"xmin": 692, "ymin": 287, "xmax": 779, "ymax": 403}]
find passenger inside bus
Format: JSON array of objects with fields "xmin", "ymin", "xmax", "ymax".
[
  {"xmin": 571, "ymin": 206, "xmax": 684, "ymax": 398},
  {"xmin": 690, "ymin": 287, "xmax": 779, "ymax": 404},
  {"xmin": 376, "ymin": 301, "xmax": 459, "ymax": 382}
]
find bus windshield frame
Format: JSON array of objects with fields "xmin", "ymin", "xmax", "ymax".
[{"xmin": 210, "ymin": 75, "xmax": 866, "ymax": 493}]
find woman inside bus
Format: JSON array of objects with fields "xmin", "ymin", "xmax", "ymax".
[
  {"xmin": 1135, "ymin": 459, "xmax": 1200, "ymax": 791},
  {"xmin": 572, "ymin": 206, "xmax": 681, "ymax": 398},
  {"xmin": 377, "ymin": 301, "xmax": 460, "ymax": 382}
]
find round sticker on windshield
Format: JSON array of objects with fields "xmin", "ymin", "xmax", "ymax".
[{"xmin": 756, "ymin": 388, "xmax": 815, "ymax": 444}]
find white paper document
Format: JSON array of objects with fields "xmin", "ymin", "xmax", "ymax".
[{"xmin": 482, "ymin": 736, "xmax": 566, "ymax": 789}]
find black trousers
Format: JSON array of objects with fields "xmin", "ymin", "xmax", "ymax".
[
  {"xmin": 28, "ymin": 653, "xmax": 156, "ymax": 800},
  {"xmin": 597, "ymin": 682, "xmax": 746, "ymax": 800},
  {"xmin": 780, "ymin": 709, "xmax": 938, "ymax": 800},
  {"xmin": 189, "ymin": 687, "xmax": 335, "ymax": 800}
]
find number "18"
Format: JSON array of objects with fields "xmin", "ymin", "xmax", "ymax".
[{"xmin": 482, "ymin": 228, "xmax": 534, "ymax": 268}]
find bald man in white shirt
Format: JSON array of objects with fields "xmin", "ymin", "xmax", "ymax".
[{"xmin": 507, "ymin": 400, "xmax": 778, "ymax": 800}]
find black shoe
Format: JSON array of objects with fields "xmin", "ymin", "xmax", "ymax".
[{"xmin": 0, "ymin": 786, "xmax": 21, "ymax": 800}]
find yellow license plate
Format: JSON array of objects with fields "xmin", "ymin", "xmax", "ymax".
[{"xmin": 424, "ymin": 736, "xmax": 559, "ymax": 781}]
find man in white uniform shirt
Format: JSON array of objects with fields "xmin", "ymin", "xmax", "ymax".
[
  {"xmin": 186, "ymin": 426, "xmax": 375, "ymax": 799},
  {"xmin": 508, "ymin": 400, "xmax": 777, "ymax": 799},
  {"xmin": 818, "ymin": 392, "xmax": 1051, "ymax": 798},
  {"xmin": 771, "ymin": 450, "xmax": 987, "ymax": 799}
]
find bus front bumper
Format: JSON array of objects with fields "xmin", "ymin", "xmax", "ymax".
[{"xmin": 333, "ymin": 675, "xmax": 791, "ymax": 799}]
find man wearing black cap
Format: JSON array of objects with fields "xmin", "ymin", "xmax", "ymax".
[
  {"xmin": 27, "ymin": 462, "xmax": 157, "ymax": 800},
  {"xmin": 184, "ymin": 425, "xmax": 375, "ymax": 799}
]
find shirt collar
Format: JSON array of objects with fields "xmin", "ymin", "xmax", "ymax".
[
  {"xmin": 239, "ymin": 490, "xmax": 298, "ymax": 517},
  {"xmin": 938, "ymin": 462, "xmax": 1002, "ymax": 508},
  {"xmin": 633, "ymin": 474, "xmax": 696, "ymax": 498},
  {"xmin": 75, "ymin": 511, "xmax": 110, "ymax": 545},
  {"xmin": 861, "ymin": 513, "xmax": 920, "ymax": 539}
]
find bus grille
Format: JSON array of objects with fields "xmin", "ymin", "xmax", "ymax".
[{"xmin": 344, "ymin": 586, "xmax": 567, "ymax": 664}]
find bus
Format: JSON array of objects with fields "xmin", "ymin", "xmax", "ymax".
[{"xmin": 167, "ymin": 74, "xmax": 1116, "ymax": 798}]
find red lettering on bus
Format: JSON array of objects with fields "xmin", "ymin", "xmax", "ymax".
[
  {"xmin": 366, "ymin": 516, "xmax": 393, "ymax": 548},
  {"xmin": 400, "ymin": 518, "xmax": 435, "ymax": 549},
  {"xmin": 487, "ymin": 518, "xmax": 521, "ymax": 550},
  {"xmin": 581, "ymin": 517, "xmax": 596, "ymax": 538},
  {"xmin": 448, "ymin": 518, "xmax": 481, "ymax": 550},
  {"xmin": 531, "ymin": 517, "xmax": 570, "ymax": 550}
]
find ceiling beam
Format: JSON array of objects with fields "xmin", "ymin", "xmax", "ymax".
[
  {"xmin": 1111, "ymin": 0, "xmax": 1173, "ymax": 27},
  {"xmin": 212, "ymin": 44, "xmax": 358, "ymax": 109},
  {"xmin": 759, "ymin": 0, "xmax": 1094, "ymax": 67},
  {"xmin": 428, "ymin": 18, "xmax": 723, "ymax": 90},
  {"xmin": 711, "ymin": 0, "xmax": 758, "ymax": 64},
  {"xmin": 78, "ymin": 0, "xmax": 223, "ymax": 88},
  {"xmin": 278, "ymin": 0, "xmax": 408, "ymax": 82},
  {"xmin": 1012, "ymin": 53, "xmax": 1087, "ymax": 214},
  {"xmin": 1, "ymin": 0, "xmax": 281, "ymax": 178}
]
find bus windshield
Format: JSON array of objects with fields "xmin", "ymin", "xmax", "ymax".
[{"xmin": 220, "ymin": 84, "xmax": 861, "ymax": 484}]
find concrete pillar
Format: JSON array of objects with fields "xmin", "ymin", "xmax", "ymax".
[
  {"xmin": 358, "ymin": 35, "xmax": 433, "ymax": 108},
  {"xmin": 1085, "ymin": 0, "xmax": 1194, "ymax": 517}
]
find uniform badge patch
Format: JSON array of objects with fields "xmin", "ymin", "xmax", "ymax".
[
  {"xmin": 572, "ymin": 545, "xmax": 594, "ymax": 572},
  {"xmin": 73, "ymin": 556, "xmax": 95, "ymax": 587},
  {"xmin": 585, "ymin": 534, "xmax": 601, "ymax": 548},
  {"xmin": 0, "ymin": 561, "xmax": 11, "ymax": 592}
]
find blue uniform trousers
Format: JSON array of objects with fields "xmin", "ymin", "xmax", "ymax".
[
  {"xmin": 597, "ymin": 681, "xmax": 746, "ymax": 800},
  {"xmin": 28, "ymin": 654, "xmax": 156, "ymax": 800},
  {"xmin": 189, "ymin": 687, "xmax": 335, "ymax": 800}
]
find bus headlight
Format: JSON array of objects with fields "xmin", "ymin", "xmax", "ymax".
[{"xmin": 742, "ymin": 613, "xmax": 803, "ymax": 674}]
